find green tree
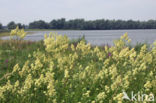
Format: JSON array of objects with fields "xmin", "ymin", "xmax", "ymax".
[
  {"xmin": 49, "ymin": 18, "xmax": 66, "ymax": 29},
  {"xmin": 0, "ymin": 23, "xmax": 2, "ymax": 29},
  {"xmin": 7, "ymin": 21, "xmax": 16, "ymax": 29},
  {"xmin": 29, "ymin": 20, "xmax": 49, "ymax": 29},
  {"xmin": 27, "ymin": 19, "xmax": 156, "ymax": 30},
  {"xmin": 17, "ymin": 23, "xmax": 23, "ymax": 29}
]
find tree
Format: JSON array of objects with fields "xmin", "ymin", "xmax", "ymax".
[
  {"xmin": 27, "ymin": 19, "xmax": 156, "ymax": 30},
  {"xmin": 146, "ymin": 20, "xmax": 156, "ymax": 29},
  {"xmin": 49, "ymin": 18, "xmax": 66, "ymax": 29},
  {"xmin": 7, "ymin": 21, "xmax": 17, "ymax": 29},
  {"xmin": 17, "ymin": 23, "xmax": 23, "ymax": 29},
  {"xmin": 29, "ymin": 20, "xmax": 49, "ymax": 29},
  {"xmin": 0, "ymin": 23, "xmax": 2, "ymax": 29}
]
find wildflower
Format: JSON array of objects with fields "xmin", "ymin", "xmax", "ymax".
[
  {"xmin": 144, "ymin": 81, "xmax": 152, "ymax": 89},
  {"xmin": 91, "ymin": 101, "xmax": 96, "ymax": 103},
  {"xmin": 128, "ymin": 39, "xmax": 131, "ymax": 43},
  {"xmin": 113, "ymin": 93, "xmax": 123, "ymax": 102},
  {"xmin": 28, "ymin": 54, "xmax": 31, "ymax": 58},
  {"xmin": 97, "ymin": 92, "xmax": 106, "ymax": 100},
  {"xmin": 14, "ymin": 80, "xmax": 19, "ymax": 87},
  {"xmin": 10, "ymin": 26, "xmax": 27, "ymax": 40},
  {"xmin": 71, "ymin": 44, "xmax": 75, "ymax": 51},
  {"xmin": 12, "ymin": 64, "xmax": 20, "ymax": 73},
  {"xmin": 64, "ymin": 69, "xmax": 69, "ymax": 78},
  {"xmin": 0, "ymin": 32, "xmax": 155, "ymax": 103},
  {"xmin": 83, "ymin": 90, "xmax": 90, "ymax": 97},
  {"xmin": 108, "ymin": 52, "xmax": 112, "ymax": 57},
  {"xmin": 5, "ymin": 59, "xmax": 8, "ymax": 63}
]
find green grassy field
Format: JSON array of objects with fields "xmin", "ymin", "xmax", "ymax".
[{"xmin": 0, "ymin": 40, "xmax": 44, "ymax": 78}]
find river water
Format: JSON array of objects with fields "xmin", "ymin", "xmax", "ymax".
[{"xmin": 1, "ymin": 29, "xmax": 156, "ymax": 45}]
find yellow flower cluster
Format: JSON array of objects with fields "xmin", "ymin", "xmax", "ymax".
[
  {"xmin": 0, "ymin": 32, "xmax": 155, "ymax": 103},
  {"xmin": 10, "ymin": 26, "xmax": 27, "ymax": 40},
  {"xmin": 44, "ymin": 33, "xmax": 69, "ymax": 53}
]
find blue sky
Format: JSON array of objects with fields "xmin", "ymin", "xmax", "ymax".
[{"xmin": 0, "ymin": 0, "xmax": 156, "ymax": 25}]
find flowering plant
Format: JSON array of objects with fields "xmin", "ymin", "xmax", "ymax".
[
  {"xmin": 10, "ymin": 26, "xmax": 27, "ymax": 40},
  {"xmin": 0, "ymin": 32, "xmax": 155, "ymax": 103}
]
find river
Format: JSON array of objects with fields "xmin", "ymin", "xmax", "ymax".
[{"xmin": 1, "ymin": 29, "xmax": 156, "ymax": 46}]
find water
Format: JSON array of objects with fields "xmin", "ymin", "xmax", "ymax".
[{"xmin": 1, "ymin": 29, "xmax": 156, "ymax": 46}]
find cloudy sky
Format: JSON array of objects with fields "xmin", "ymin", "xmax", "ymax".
[{"xmin": 0, "ymin": 0, "xmax": 156, "ymax": 25}]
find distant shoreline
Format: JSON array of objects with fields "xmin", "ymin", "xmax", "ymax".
[{"xmin": 1, "ymin": 19, "xmax": 156, "ymax": 30}]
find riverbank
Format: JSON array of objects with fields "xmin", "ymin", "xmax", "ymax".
[
  {"xmin": 0, "ymin": 30, "xmax": 35, "ymax": 38},
  {"xmin": 0, "ymin": 29, "xmax": 73, "ymax": 37}
]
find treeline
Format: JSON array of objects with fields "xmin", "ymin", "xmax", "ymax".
[
  {"xmin": 1, "ymin": 18, "xmax": 156, "ymax": 30},
  {"xmin": 28, "ymin": 19, "xmax": 156, "ymax": 30},
  {"xmin": 0, "ymin": 23, "xmax": 2, "ymax": 29},
  {"xmin": 7, "ymin": 21, "xmax": 26, "ymax": 29},
  {"xmin": 0, "ymin": 21, "xmax": 26, "ymax": 30}
]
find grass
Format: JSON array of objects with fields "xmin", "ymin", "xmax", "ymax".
[
  {"xmin": 0, "ymin": 36, "xmax": 86, "ymax": 79},
  {"xmin": 0, "ymin": 40, "xmax": 45, "ymax": 78}
]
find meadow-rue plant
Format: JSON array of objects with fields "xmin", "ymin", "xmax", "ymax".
[
  {"xmin": 10, "ymin": 26, "xmax": 27, "ymax": 40},
  {"xmin": 0, "ymin": 32, "xmax": 155, "ymax": 103}
]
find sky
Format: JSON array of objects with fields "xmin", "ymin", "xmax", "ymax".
[{"xmin": 0, "ymin": 0, "xmax": 156, "ymax": 25}]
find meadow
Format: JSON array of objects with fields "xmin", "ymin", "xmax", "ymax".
[{"xmin": 0, "ymin": 28, "xmax": 155, "ymax": 103}]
